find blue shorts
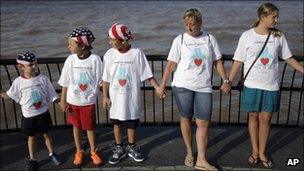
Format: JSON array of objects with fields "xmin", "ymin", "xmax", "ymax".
[
  {"xmin": 242, "ymin": 86, "xmax": 280, "ymax": 113},
  {"xmin": 172, "ymin": 86, "xmax": 212, "ymax": 120}
]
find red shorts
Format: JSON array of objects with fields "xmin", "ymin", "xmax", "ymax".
[{"xmin": 67, "ymin": 104, "xmax": 96, "ymax": 130}]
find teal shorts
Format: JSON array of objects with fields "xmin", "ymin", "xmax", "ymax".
[{"xmin": 242, "ymin": 86, "xmax": 280, "ymax": 113}]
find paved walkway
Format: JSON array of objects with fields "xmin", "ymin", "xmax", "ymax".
[{"xmin": 0, "ymin": 125, "xmax": 303, "ymax": 171}]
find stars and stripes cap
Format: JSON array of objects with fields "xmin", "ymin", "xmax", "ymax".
[
  {"xmin": 16, "ymin": 52, "xmax": 36, "ymax": 65},
  {"xmin": 69, "ymin": 27, "xmax": 95, "ymax": 47},
  {"xmin": 108, "ymin": 23, "xmax": 132, "ymax": 41}
]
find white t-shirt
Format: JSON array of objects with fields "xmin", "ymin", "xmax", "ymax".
[
  {"xmin": 6, "ymin": 74, "xmax": 58, "ymax": 118},
  {"xmin": 102, "ymin": 47, "xmax": 153, "ymax": 120},
  {"xmin": 58, "ymin": 53, "xmax": 103, "ymax": 106},
  {"xmin": 233, "ymin": 28, "xmax": 292, "ymax": 91},
  {"xmin": 168, "ymin": 32, "xmax": 222, "ymax": 92}
]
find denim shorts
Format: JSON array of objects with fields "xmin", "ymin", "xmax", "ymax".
[
  {"xmin": 242, "ymin": 86, "xmax": 280, "ymax": 113},
  {"xmin": 172, "ymin": 86, "xmax": 212, "ymax": 120}
]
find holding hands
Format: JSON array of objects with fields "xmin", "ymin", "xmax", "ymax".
[{"xmin": 220, "ymin": 80, "xmax": 231, "ymax": 94}]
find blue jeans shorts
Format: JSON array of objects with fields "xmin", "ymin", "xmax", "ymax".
[{"xmin": 172, "ymin": 86, "xmax": 212, "ymax": 120}]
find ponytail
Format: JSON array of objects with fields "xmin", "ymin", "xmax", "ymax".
[{"xmin": 251, "ymin": 18, "xmax": 260, "ymax": 28}]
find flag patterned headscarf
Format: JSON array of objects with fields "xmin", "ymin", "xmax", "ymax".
[
  {"xmin": 69, "ymin": 27, "xmax": 95, "ymax": 47},
  {"xmin": 108, "ymin": 23, "xmax": 132, "ymax": 41},
  {"xmin": 16, "ymin": 52, "xmax": 36, "ymax": 65}
]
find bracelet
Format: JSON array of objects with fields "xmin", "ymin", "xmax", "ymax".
[{"xmin": 223, "ymin": 79, "xmax": 230, "ymax": 84}]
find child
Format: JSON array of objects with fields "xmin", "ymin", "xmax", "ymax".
[
  {"xmin": 0, "ymin": 52, "xmax": 61, "ymax": 171},
  {"xmin": 102, "ymin": 23, "xmax": 162, "ymax": 164},
  {"xmin": 58, "ymin": 27, "xmax": 103, "ymax": 166},
  {"xmin": 228, "ymin": 3, "xmax": 304, "ymax": 169}
]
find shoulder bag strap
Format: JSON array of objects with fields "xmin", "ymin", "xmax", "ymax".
[{"xmin": 242, "ymin": 31, "xmax": 271, "ymax": 80}]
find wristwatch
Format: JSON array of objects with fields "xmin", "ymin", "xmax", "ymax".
[{"xmin": 223, "ymin": 79, "xmax": 230, "ymax": 84}]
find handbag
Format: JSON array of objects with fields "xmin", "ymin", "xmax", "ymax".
[{"xmin": 237, "ymin": 31, "xmax": 271, "ymax": 92}]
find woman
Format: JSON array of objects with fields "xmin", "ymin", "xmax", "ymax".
[
  {"xmin": 159, "ymin": 8, "xmax": 230, "ymax": 170},
  {"xmin": 228, "ymin": 3, "xmax": 304, "ymax": 169}
]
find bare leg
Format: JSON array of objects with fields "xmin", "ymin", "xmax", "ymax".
[
  {"xmin": 180, "ymin": 117, "xmax": 193, "ymax": 158},
  {"xmin": 248, "ymin": 112, "xmax": 259, "ymax": 160},
  {"xmin": 127, "ymin": 128, "xmax": 136, "ymax": 144},
  {"xmin": 28, "ymin": 136, "xmax": 36, "ymax": 160},
  {"xmin": 114, "ymin": 125, "xmax": 122, "ymax": 144},
  {"xmin": 86, "ymin": 130, "xmax": 97, "ymax": 153},
  {"xmin": 73, "ymin": 126, "xmax": 82, "ymax": 151},
  {"xmin": 195, "ymin": 119, "xmax": 216, "ymax": 170},
  {"xmin": 43, "ymin": 133, "xmax": 54, "ymax": 155},
  {"xmin": 258, "ymin": 112, "xmax": 272, "ymax": 161}
]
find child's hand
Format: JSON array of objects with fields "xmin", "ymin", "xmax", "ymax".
[
  {"xmin": 0, "ymin": 91, "xmax": 10, "ymax": 99},
  {"xmin": 58, "ymin": 100, "xmax": 69, "ymax": 112},
  {"xmin": 103, "ymin": 97, "xmax": 111, "ymax": 109}
]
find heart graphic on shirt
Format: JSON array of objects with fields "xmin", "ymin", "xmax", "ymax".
[
  {"xmin": 194, "ymin": 58, "xmax": 202, "ymax": 66},
  {"xmin": 79, "ymin": 84, "xmax": 88, "ymax": 91},
  {"xmin": 118, "ymin": 79, "xmax": 127, "ymax": 86},
  {"xmin": 33, "ymin": 102, "xmax": 42, "ymax": 109},
  {"xmin": 260, "ymin": 58, "xmax": 269, "ymax": 65}
]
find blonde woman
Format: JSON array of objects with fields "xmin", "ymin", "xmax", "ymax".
[
  {"xmin": 159, "ymin": 8, "xmax": 230, "ymax": 171},
  {"xmin": 228, "ymin": 3, "xmax": 304, "ymax": 169}
]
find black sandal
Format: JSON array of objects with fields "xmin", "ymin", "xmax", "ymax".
[
  {"xmin": 261, "ymin": 159, "xmax": 274, "ymax": 169},
  {"xmin": 248, "ymin": 154, "xmax": 259, "ymax": 165}
]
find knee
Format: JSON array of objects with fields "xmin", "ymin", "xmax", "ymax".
[
  {"xmin": 259, "ymin": 117, "xmax": 271, "ymax": 124},
  {"xmin": 195, "ymin": 119, "xmax": 209, "ymax": 128}
]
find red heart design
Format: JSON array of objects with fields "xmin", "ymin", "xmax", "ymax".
[
  {"xmin": 260, "ymin": 58, "xmax": 269, "ymax": 65},
  {"xmin": 33, "ymin": 102, "xmax": 42, "ymax": 109},
  {"xmin": 118, "ymin": 79, "xmax": 127, "ymax": 86},
  {"xmin": 79, "ymin": 84, "xmax": 88, "ymax": 91},
  {"xmin": 194, "ymin": 59, "xmax": 202, "ymax": 66}
]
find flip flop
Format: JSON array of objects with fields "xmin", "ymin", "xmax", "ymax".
[
  {"xmin": 184, "ymin": 155, "xmax": 194, "ymax": 167},
  {"xmin": 261, "ymin": 159, "xmax": 274, "ymax": 169},
  {"xmin": 248, "ymin": 154, "xmax": 259, "ymax": 165},
  {"xmin": 194, "ymin": 165, "xmax": 218, "ymax": 171}
]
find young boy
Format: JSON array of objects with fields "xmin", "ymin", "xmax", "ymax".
[
  {"xmin": 1, "ymin": 52, "xmax": 61, "ymax": 171},
  {"xmin": 102, "ymin": 23, "xmax": 162, "ymax": 164},
  {"xmin": 58, "ymin": 27, "xmax": 103, "ymax": 166}
]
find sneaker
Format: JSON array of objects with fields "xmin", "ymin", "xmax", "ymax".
[
  {"xmin": 108, "ymin": 144, "xmax": 126, "ymax": 164},
  {"xmin": 126, "ymin": 144, "xmax": 145, "ymax": 162},
  {"xmin": 73, "ymin": 150, "xmax": 85, "ymax": 166},
  {"xmin": 26, "ymin": 159, "xmax": 38, "ymax": 171},
  {"xmin": 49, "ymin": 153, "xmax": 62, "ymax": 165},
  {"xmin": 91, "ymin": 150, "xmax": 103, "ymax": 165}
]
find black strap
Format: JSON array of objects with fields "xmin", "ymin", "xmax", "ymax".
[{"xmin": 242, "ymin": 31, "xmax": 271, "ymax": 80}]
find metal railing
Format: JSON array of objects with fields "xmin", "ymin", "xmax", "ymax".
[{"xmin": 0, "ymin": 55, "xmax": 303, "ymax": 131}]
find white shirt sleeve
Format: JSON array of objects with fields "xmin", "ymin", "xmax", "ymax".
[
  {"xmin": 102, "ymin": 51, "xmax": 111, "ymax": 83},
  {"xmin": 279, "ymin": 33, "xmax": 292, "ymax": 60},
  {"xmin": 233, "ymin": 32, "xmax": 247, "ymax": 62},
  {"xmin": 6, "ymin": 79, "xmax": 21, "ymax": 103},
  {"xmin": 96, "ymin": 56, "xmax": 104, "ymax": 86},
  {"xmin": 209, "ymin": 34, "xmax": 222, "ymax": 61},
  {"xmin": 58, "ymin": 56, "xmax": 71, "ymax": 87},
  {"xmin": 167, "ymin": 35, "xmax": 182, "ymax": 63},
  {"xmin": 138, "ymin": 50, "xmax": 153, "ymax": 82}
]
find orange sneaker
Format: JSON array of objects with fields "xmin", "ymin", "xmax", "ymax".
[
  {"xmin": 91, "ymin": 151, "xmax": 103, "ymax": 165},
  {"xmin": 73, "ymin": 150, "xmax": 84, "ymax": 166}
]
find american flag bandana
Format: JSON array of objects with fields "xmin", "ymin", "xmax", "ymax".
[
  {"xmin": 69, "ymin": 27, "xmax": 95, "ymax": 47},
  {"xmin": 16, "ymin": 52, "xmax": 36, "ymax": 65}
]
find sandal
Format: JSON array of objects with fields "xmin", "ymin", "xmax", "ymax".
[
  {"xmin": 184, "ymin": 155, "xmax": 194, "ymax": 167},
  {"xmin": 194, "ymin": 164, "xmax": 218, "ymax": 171},
  {"xmin": 261, "ymin": 159, "xmax": 274, "ymax": 169},
  {"xmin": 248, "ymin": 154, "xmax": 259, "ymax": 165}
]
